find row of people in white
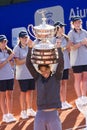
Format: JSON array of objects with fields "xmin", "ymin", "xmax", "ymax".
[
  {"xmin": 50, "ymin": 16, "xmax": 87, "ymax": 109},
  {"xmin": 0, "ymin": 33, "xmax": 36, "ymax": 123}
]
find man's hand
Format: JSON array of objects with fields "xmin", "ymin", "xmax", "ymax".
[
  {"xmin": 27, "ymin": 39, "xmax": 34, "ymax": 48},
  {"xmin": 55, "ymin": 39, "xmax": 61, "ymax": 48}
]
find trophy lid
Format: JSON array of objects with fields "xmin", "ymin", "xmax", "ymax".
[
  {"xmin": 34, "ymin": 10, "xmax": 55, "ymax": 30},
  {"xmin": 34, "ymin": 24, "xmax": 55, "ymax": 30},
  {"xmin": 34, "ymin": 42, "xmax": 54, "ymax": 50}
]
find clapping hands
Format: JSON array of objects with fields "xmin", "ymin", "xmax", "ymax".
[{"xmin": 81, "ymin": 38, "xmax": 87, "ymax": 46}]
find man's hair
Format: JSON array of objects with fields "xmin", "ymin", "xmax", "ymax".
[{"xmin": 38, "ymin": 64, "xmax": 50, "ymax": 70}]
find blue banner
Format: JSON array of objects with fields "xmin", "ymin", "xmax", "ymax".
[{"xmin": 0, "ymin": 0, "xmax": 87, "ymax": 48}]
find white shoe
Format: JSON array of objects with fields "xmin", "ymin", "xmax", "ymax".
[
  {"xmin": 75, "ymin": 97, "xmax": 87, "ymax": 115},
  {"xmin": 81, "ymin": 96, "xmax": 87, "ymax": 105},
  {"xmin": 20, "ymin": 110, "xmax": 28, "ymax": 119},
  {"xmin": 27, "ymin": 108, "xmax": 36, "ymax": 117},
  {"xmin": 61, "ymin": 101, "xmax": 72, "ymax": 110},
  {"xmin": 2, "ymin": 114, "xmax": 10, "ymax": 123},
  {"xmin": 8, "ymin": 113, "xmax": 17, "ymax": 122},
  {"xmin": 76, "ymin": 96, "xmax": 87, "ymax": 106},
  {"xmin": 65, "ymin": 101, "xmax": 72, "ymax": 108}
]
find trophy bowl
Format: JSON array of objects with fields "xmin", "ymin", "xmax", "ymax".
[
  {"xmin": 33, "ymin": 23, "xmax": 55, "ymax": 40},
  {"xmin": 28, "ymin": 20, "xmax": 56, "ymax": 40}
]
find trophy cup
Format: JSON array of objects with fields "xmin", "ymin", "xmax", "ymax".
[{"xmin": 28, "ymin": 10, "xmax": 58, "ymax": 66}]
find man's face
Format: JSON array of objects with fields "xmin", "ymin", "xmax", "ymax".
[{"xmin": 39, "ymin": 66, "xmax": 51, "ymax": 78}]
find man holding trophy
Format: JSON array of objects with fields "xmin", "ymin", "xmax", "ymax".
[
  {"xmin": 26, "ymin": 12, "xmax": 64, "ymax": 129},
  {"xmin": 26, "ymin": 38, "xmax": 64, "ymax": 130}
]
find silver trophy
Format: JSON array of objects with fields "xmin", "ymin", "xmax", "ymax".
[{"xmin": 28, "ymin": 10, "xmax": 58, "ymax": 65}]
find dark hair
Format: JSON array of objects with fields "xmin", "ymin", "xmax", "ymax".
[
  {"xmin": 19, "ymin": 41, "xmax": 22, "ymax": 48},
  {"xmin": 54, "ymin": 26, "xmax": 59, "ymax": 37},
  {"xmin": 5, "ymin": 46, "xmax": 12, "ymax": 55},
  {"xmin": 0, "ymin": 46, "xmax": 12, "ymax": 55},
  {"xmin": 38, "ymin": 64, "xmax": 50, "ymax": 70},
  {"xmin": 62, "ymin": 34, "xmax": 69, "ymax": 41}
]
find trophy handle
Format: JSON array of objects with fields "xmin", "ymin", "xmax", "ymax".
[{"xmin": 28, "ymin": 24, "xmax": 36, "ymax": 38}]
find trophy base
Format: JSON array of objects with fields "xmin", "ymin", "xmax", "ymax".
[
  {"xmin": 31, "ymin": 59, "xmax": 58, "ymax": 64},
  {"xmin": 31, "ymin": 45, "xmax": 58, "ymax": 65}
]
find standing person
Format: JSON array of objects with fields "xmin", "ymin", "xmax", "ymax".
[
  {"xmin": 52, "ymin": 21, "xmax": 72, "ymax": 110},
  {"xmin": 68, "ymin": 16, "xmax": 87, "ymax": 102},
  {"xmin": 26, "ymin": 41, "xmax": 64, "ymax": 130},
  {"xmin": 13, "ymin": 31, "xmax": 36, "ymax": 119},
  {"xmin": 0, "ymin": 35, "xmax": 16, "ymax": 123}
]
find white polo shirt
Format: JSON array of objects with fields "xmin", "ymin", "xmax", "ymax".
[
  {"xmin": 0, "ymin": 50, "xmax": 14, "ymax": 80},
  {"xmin": 68, "ymin": 29, "xmax": 87, "ymax": 66},
  {"xmin": 13, "ymin": 44, "xmax": 33, "ymax": 80}
]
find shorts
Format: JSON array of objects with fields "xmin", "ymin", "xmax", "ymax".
[
  {"xmin": 62, "ymin": 69, "xmax": 69, "ymax": 80},
  {"xmin": 18, "ymin": 79, "xmax": 35, "ymax": 92},
  {"xmin": 0, "ymin": 79, "xmax": 14, "ymax": 92},
  {"xmin": 72, "ymin": 65, "xmax": 87, "ymax": 73}
]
